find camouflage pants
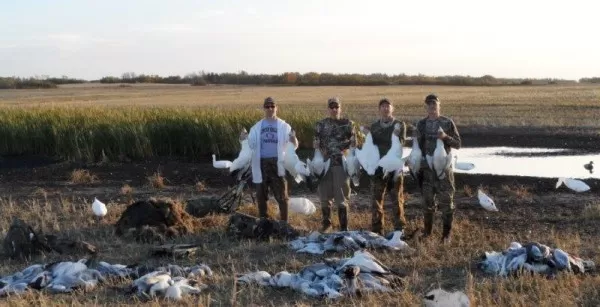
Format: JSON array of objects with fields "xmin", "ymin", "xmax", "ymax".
[
  {"xmin": 370, "ymin": 168, "xmax": 406, "ymax": 234},
  {"xmin": 420, "ymin": 164, "xmax": 455, "ymax": 231},
  {"xmin": 255, "ymin": 158, "xmax": 289, "ymax": 221},
  {"xmin": 317, "ymin": 165, "xmax": 350, "ymax": 229}
]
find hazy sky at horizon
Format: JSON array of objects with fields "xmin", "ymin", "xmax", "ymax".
[{"xmin": 1, "ymin": 0, "xmax": 598, "ymax": 80}]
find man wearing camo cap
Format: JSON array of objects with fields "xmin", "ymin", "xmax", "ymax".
[
  {"xmin": 415, "ymin": 94, "xmax": 461, "ymax": 244},
  {"xmin": 313, "ymin": 97, "xmax": 356, "ymax": 232}
]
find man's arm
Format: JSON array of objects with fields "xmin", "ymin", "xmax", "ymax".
[{"xmin": 443, "ymin": 119, "xmax": 461, "ymax": 149}]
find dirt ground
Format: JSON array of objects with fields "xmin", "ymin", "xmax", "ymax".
[{"xmin": 1, "ymin": 129, "xmax": 600, "ymax": 306}]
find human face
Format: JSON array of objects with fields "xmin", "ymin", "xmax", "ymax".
[
  {"xmin": 264, "ymin": 104, "xmax": 277, "ymax": 118},
  {"xmin": 426, "ymin": 101, "xmax": 440, "ymax": 118},
  {"xmin": 379, "ymin": 103, "xmax": 393, "ymax": 118},
  {"xmin": 328, "ymin": 104, "xmax": 341, "ymax": 119}
]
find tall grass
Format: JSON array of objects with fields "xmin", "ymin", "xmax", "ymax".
[{"xmin": 0, "ymin": 106, "xmax": 323, "ymax": 161}]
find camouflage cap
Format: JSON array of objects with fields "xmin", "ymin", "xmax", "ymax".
[
  {"xmin": 327, "ymin": 97, "xmax": 341, "ymax": 107},
  {"xmin": 424, "ymin": 94, "xmax": 440, "ymax": 104},
  {"xmin": 264, "ymin": 96, "xmax": 276, "ymax": 106}
]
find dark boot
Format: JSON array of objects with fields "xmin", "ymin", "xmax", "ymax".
[
  {"xmin": 279, "ymin": 201, "xmax": 289, "ymax": 222},
  {"xmin": 422, "ymin": 211, "xmax": 434, "ymax": 239},
  {"xmin": 338, "ymin": 207, "xmax": 349, "ymax": 231},
  {"xmin": 321, "ymin": 207, "xmax": 332, "ymax": 233},
  {"xmin": 441, "ymin": 212, "xmax": 453, "ymax": 244}
]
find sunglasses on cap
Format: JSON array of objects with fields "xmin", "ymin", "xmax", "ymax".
[
  {"xmin": 264, "ymin": 105, "xmax": 275, "ymax": 109},
  {"xmin": 329, "ymin": 104, "xmax": 340, "ymax": 109}
]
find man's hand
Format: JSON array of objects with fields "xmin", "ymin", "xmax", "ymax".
[
  {"xmin": 240, "ymin": 129, "xmax": 248, "ymax": 141},
  {"xmin": 437, "ymin": 128, "xmax": 447, "ymax": 140}
]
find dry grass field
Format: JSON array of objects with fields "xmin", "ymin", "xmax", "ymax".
[{"xmin": 1, "ymin": 84, "xmax": 600, "ymax": 306}]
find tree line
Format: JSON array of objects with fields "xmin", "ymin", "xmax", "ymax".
[{"xmin": 2, "ymin": 72, "xmax": 600, "ymax": 89}]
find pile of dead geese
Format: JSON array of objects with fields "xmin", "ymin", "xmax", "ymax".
[
  {"xmin": 0, "ymin": 258, "xmax": 212, "ymax": 301},
  {"xmin": 237, "ymin": 250, "xmax": 404, "ymax": 299},
  {"xmin": 287, "ymin": 230, "xmax": 411, "ymax": 255},
  {"xmin": 478, "ymin": 241, "xmax": 595, "ymax": 277}
]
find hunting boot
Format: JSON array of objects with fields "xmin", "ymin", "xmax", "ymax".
[
  {"xmin": 338, "ymin": 207, "xmax": 349, "ymax": 231},
  {"xmin": 279, "ymin": 202, "xmax": 289, "ymax": 222},
  {"xmin": 421, "ymin": 211, "xmax": 434, "ymax": 240},
  {"xmin": 320, "ymin": 206, "xmax": 332, "ymax": 233},
  {"xmin": 441, "ymin": 213, "xmax": 453, "ymax": 245}
]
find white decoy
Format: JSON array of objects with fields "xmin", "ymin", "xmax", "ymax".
[
  {"xmin": 378, "ymin": 123, "xmax": 404, "ymax": 179},
  {"xmin": 432, "ymin": 127, "xmax": 449, "ymax": 179},
  {"xmin": 297, "ymin": 242, "xmax": 325, "ymax": 255},
  {"xmin": 452, "ymin": 150, "xmax": 475, "ymax": 171},
  {"xmin": 424, "ymin": 288, "xmax": 470, "ymax": 307},
  {"xmin": 555, "ymin": 177, "xmax": 590, "ymax": 192},
  {"xmin": 283, "ymin": 139, "xmax": 306, "ymax": 183},
  {"xmin": 212, "ymin": 154, "xmax": 232, "ymax": 169},
  {"xmin": 339, "ymin": 251, "xmax": 388, "ymax": 274},
  {"xmin": 0, "ymin": 282, "xmax": 29, "ymax": 296},
  {"xmin": 308, "ymin": 142, "xmax": 330, "ymax": 179},
  {"xmin": 477, "ymin": 189, "xmax": 499, "ymax": 212},
  {"xmin": 132, "ymin": 271, "xmax": 171, "ymax": 294},
  {"xmin": 187, "ymin": 264, "xmax": 213, "ymax": 278},
  {"xmin": 407, "ymin": 132, "xmax": 422, "ymax": 179},
  {"xmin": 355, "ymin": 129, "xmax": 380, "ymax": 176},
  {"xmin": 270, "ymin": 271, "xmax": 294, "ymax": 288},
  {"xmin": 344, "ymin": 140, "xmax": 361, "ymax": 186},
  {"xmin": 92, "ymin": 197, "xmax": 107, "ymax": 218},
  {"xmin": 455, "ymin": 161, "xmax": 475, "ymax": 171},
  {"xmin": 383, "ymin": 230, "xmax": 409, "ymax": 250},
  {"xmin": 229, "ymin": 129, "xmax": 252, "ymax": 174},
  {"xmin": 236, "ymin": 271, "xmax": 272, "ymax": 286},
  {"xmin": 289, "ymin": 197, "xmax": 316, "ymax": 215}
]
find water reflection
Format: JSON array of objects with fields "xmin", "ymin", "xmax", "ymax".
[{"xmin": 402, "ymin": 147, "xmax": 600, "ymax": 180}]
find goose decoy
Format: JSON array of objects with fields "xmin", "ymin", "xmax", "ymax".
[
  {"xmin": 477, "ymin": 189, "xmax": 499, "ymax": 212},
  {"xmin": 407, "ymin": 132, "xmax": 422, "ymax": 179},
  {"xmin": 307, "ymin": 142, "xmax": 330, "ymax": 179},
  {"xmin": 355, "ymin": 128, "xmax": 380, "ymax": 176},
  {"xmin": 432, "ymin": 127, "xmax": 449, "ymax": 179},
  {"xmin": 212, "ymin": 154, "xmax": 232, "ymax": 169},
  {"xmin": 229, "ymin": 129, "xmax": 252, "ymax": 175},
  {"xmin": 423, "ymin": 288, "xmax": 470, "ymax": 307},
  {"xmin": 92, "ymin": 197, "xmax": 107, "ymax": 219},
  {"xmin": 555, "ymin": 177, "xmax": 590, "ymax": 192},
  {"xmin": 344, "ymin": 138, "xmax": 361, "ymax": 186},
  {"xmin": 289, "ymin": 197, "xmax": 316, "ymax": 215},
  {"xmin": 584, "ymin": 161, "xmax": 594, "ymax": 174},
  {"xmin": 378, "ymin": 123, "xmax": 404, "ymax": 180},
  {"xmin": 283, "ymin": 131, "xmax": 309, "ymax": 183}
]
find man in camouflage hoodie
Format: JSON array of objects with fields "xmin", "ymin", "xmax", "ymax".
[
  {"xmin": 313, "ymin": 97, "xmax": 356, "ymax": 232},
  {"xmin": 364, "ymin": 98, "xmax": 408, "ymax": 235},
  {"xmin": 415, "ymin": 94, "xmax": 461, "ymax": 244}
]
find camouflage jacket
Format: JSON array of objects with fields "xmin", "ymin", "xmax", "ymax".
[
  {"xmin": 370, "ymin": 119, "xmax": 407, "ymax": 157},
  {"xmin": 314, "ymin": 118, "xmax": 355, "ymax": 165},
  {"xmin": 415, "ymin": 116, "xmax": 461, "ymax": 156}
]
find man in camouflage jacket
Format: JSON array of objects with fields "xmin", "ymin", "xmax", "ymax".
[
  {"xmin": 415, "ymin": 94, "xmax": 461, "ymax": 244},
  {"xmin": 313, "ymin": 97, "xmax": 355, "ymax": 232},
  {"xmin": 364, "ymin": 98, "xmax": 408, "ymax": 235}
]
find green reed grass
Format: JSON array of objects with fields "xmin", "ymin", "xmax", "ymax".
[{"xmin": 0, "ymin": 106, "xmax": 329, "ymax": 161}]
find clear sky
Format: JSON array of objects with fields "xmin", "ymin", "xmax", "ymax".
[{"xmin": 1, "ymin": 0, "xmax": 597, "ymax": 80}]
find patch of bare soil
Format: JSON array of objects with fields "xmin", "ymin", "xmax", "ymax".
[{"xmin": 114, "ymin": 198, "xmax": 202, "ymax": 243}]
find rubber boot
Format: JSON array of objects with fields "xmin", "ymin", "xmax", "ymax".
[
  {"xmin": 320, "ymin": 206, "xmax": 332, "ymax": 233},
  {"xmin": 338, "ymin": 207, "xmax": 349, "ymax": 231},
  {"xmin": 441, "ymin": 212, "xmax": 453, "ymax": 244}
]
